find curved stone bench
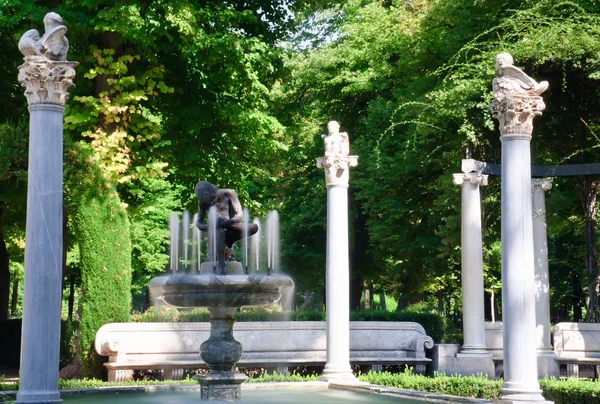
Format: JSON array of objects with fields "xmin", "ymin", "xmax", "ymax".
[
  {"xmin": 95, "ymin": 321, "xmax": 434, "ymax": 381},
  {"xmin": 554, "ymin": 322, "xmax": 600, "ymax": 378}
]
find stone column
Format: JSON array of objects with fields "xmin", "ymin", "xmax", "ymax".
[
  {"xmin": 16, "ymin": 13, "xmax": 77, "ymax": 404},
  {"xmin": 490, "ymin": 53, "xmax": 551, "ymax": 404},
  {"xmin": 531, "ymin": 179, "xmax": 559, "ymax": 378},
  {"xmin": 316, "ymin": 121, "xmax": 359, "ymax": 383},
  {"xmin": 453, "ymin": 170, "xmax": 489, "ymax": 354}
]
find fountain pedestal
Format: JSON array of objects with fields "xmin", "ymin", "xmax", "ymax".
[
  {"xmin": 149, "ymin": 270, "xmax": 293, "ymax": 401},
  {"xmin": 196, "ymin": 307, "xmax": 247, "ymax": 401}
]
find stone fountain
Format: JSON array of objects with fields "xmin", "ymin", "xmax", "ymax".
[{"xmin": 149, "ymin": 181, "xmax": 293, "ymax": 401}]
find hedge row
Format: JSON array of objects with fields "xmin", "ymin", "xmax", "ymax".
[
  {"xmin": 359, "ymin": 371, "xmax": 600, "ymax": 404},
  {"xmin": 131, "ymin": 307, "xmax": 453, "ymax": 342},
  {"xmin": 0, "ymin": 372, "xmax": 318, "ymax": 392},
  {"xmin": 3, "ymin": 372, "xmax": 598, "ymax": 403}
]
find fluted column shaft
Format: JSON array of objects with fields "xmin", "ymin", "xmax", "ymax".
[
  {"xmin": 453, "ymin": 171, "xmax": 489, "ymax": 355},
  {"xmin": 531, "ymin": 179, "xmax": 553, "ymax": 354},
  {"xmin": 316, "ymin": 152, "xmax": 358, "ymax": 383},
  {"xmin": 491, "ymin": 60, "xmax": 550, "ymax": 402},
  {"xmin": 16, "ymin": 17, "xmax": 77, "ymax": 403}
]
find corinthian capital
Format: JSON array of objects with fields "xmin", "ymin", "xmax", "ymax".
[
  {"xmin": 17, "ymin": 12, "xmax": 77, "ymax": 105},
  {"xmin": 453, "ymin": 173, "xmax": 488, "ymax": 187},
  {"xmin": 316, "ymin": 156, "xmax": 358, "ymax": 186},
  {"xmin": 490, "ymin": 95, "xmax": 545, "ymax": 138},
  {"xmin": 18, "ymin": 60, "xmax": 77, "ymax": 105},
  {"xmin": 490, "ymin": 53, "xmax": 547, "ymax": 138},
  {"xmin": 531, "ymin": 178, "xmax": 553, "ymax": 192}
]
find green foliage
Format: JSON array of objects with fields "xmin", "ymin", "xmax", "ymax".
[
  {"xmin": 60, "ymin": 319, "xmax": 79, "ymax": 370},
  {"xmin": 0, "ymin": 122, "xmax": 27, "ymax": 181},
  {"xmin": 360, "ymin": 369, "xmax": 502, "ymax": 399},
  {"xmin": 245, "ymin": 371, "xmax": 319, "ymax": 382},
  {"xmin": 65, "ymin": 143, "xmax": 132, "ymax": 377},
  {"xmin": 127, "ymin": 177, "xmax": 183, "ymax": 292},
  {"xmin": 360, "ymin": 371, "xmax": 600, "ymax": 404},
  {"xmin": 130, "ymin": 307, "xmax": 452, "ymax": 342},
  {"xmin": 540, "ymin": 377, "xmax": 600, "ymax": 404}
]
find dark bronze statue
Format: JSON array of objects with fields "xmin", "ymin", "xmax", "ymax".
[{"xmin": 195, "ymin": 181, "xmax": 258, "ymax": 274}]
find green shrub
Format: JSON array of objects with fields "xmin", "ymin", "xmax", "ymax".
[
  {"xmin": 66, "ymin": 144, "xmax": 132, "ymax": 378},
  {"xmin": 540, "ymin": 377, "xmax": 600, "ymax": 404},
  {"xmin": 359, "ymin": 370, "xmax": 502, "ymax": 400},
  {"xmin": 360, "ymin": 371, "xmax": 600, "ymax": 403},
  {"xmin": 130, "ymin": 308, "xmax": 450, "ymax": 342}
]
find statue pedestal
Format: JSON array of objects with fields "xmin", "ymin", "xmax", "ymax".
[
  {"xmin": 196, "ymin": 373, "xmax": 247, "ymax": 401},
  {"xmin": 200, "ymin": 261, "xmax": 243, "ymax": 275}
]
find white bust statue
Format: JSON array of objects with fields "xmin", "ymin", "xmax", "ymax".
[
  {"xmin": 322, "ymin": 121, "xmax": 349, "ymax": 158},
  {"xmin": 492, "ymin": 53, "xmax": 549, "ymax": 99}
]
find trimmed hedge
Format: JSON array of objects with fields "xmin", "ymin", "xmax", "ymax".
[
  {"xmin": 540, "ymin": 377, "xmax": 600, "ymax": 404},
  {"xmin": 360, "ymin": 370, "xmax": 501, "ymax": 400},
  {"xmin": 131, "ymin": 307, "xmax": 451, "ymax": 343},
  {"xmin": 360, "ymin": 371, "xmax": 600, "ymax": 404},
  {"xmin": 0, "ymin": 373, "xmax": 318, "ymax": 392},
  {"xmin": 2, "ymin": 373, "xmax": 599, "ymax": 403},
  {"xmin": 65, "ymin": 144, "xmax": 132, "ymax": 378}
]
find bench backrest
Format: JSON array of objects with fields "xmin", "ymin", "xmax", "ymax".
[
  {"xmin": 95, "ymin": 321, "xmax": 434, "ymax": 364},
  {"xmin": 485, "ymin": 322, "xmax": 503, "ymax": 360},
  {"xmin": 554, "ymin": 322, "xmax": 600, "ymax": 359}
]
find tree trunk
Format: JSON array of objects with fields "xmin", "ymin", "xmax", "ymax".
[
  {"xmin": 0, "ymin": 203, "xmax": 10, "ymax": 320},
  {"xmin": 363, "ymin": 280, "xmax": 370, "ymax": 310},
  {"xmin": 490, "ymin": 290, "xmax": 495, "ymax": 322},
  {"xmin": 379, "ymin": 291, "xmax": 386, "ymax": 311},
  {"xmin": 573, "ymin": 271, "xmax": 583, "ymax": 322},
  {"xmin": 437, "ymin": 290, "xmax": 444, "ymax": 314},
  {"xmin": 68, "ymin": 273, "xmax": 75, "ymax": 320},
  {"xmin": 10, "ymin": 276, "xmax": 18, "ymax": 317},
  {"xmin": 580, "ymin": 177, "xmax": 599, "ymax": 322}
]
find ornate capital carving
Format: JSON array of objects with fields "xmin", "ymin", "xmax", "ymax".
[
  {"xmin": 318, "ymin": 121, "xmax": 357, "ymax": 186},
  {"xmin": 18, "ymin": 59, "xmax": 77, "ymax": 105},
  {"xmin": 453, "ymin": 173, "xmax": 488, "ymax": 187},
  {"xmin": 17, "ymin": 12, "xmax": 77, "ymax": 105},
  {"xmin": 316, "ymin": 156, "xmax": 358, "ymax": 186},
  {"xmin": 490, "ymin": 95, "xmax": 545, "ymax": 138},
  {"xmin": 490, "ymin": 53, "xmax": 547, "ymax": 138},
  {"xmin": 532, "ymin": 178, "xmax": 552, "ymax": 192}
]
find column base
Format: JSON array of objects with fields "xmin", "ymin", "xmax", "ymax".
[
  {"xmin": 494, "ymin": 383, "xmax": 552, "ymax": 404},
  {"xmin": 196, "ymin": 373, "xmax": 247, "ymax": 401},
  {"xmin": 493, "ymin": 399, "xmax": 552, "ymax": 404},
  {"xmin": 431, "ymin": 344, "xmax": 496, "ymax": 378},
  {"xmin": 15, "ymin": 391, "xmax": 62, "ymax": 404},
  {"xmin": 319, "ymin": 366, "xmax": 364, "ymax": 384},
  {"xmin": 537, "ymin": 353, "xmax": 559, "ymax": 379}
]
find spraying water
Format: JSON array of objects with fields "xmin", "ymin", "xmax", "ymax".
[
  {"xmin": 208, "ymin": 205, "xmax": 218, "ymax": 273},
  {"xmin": 266, "ymin": 210, "xmax": 280, "ymax": 274},
  {"xmin": 252, "ymin": 217, "xmax": 260, "ymax": 273},
  {"xmin": 182, "ymin": 210, "xmax": 190, "ymax": 271},
  {"xmin": 243, "ymin": 207, "xmax": 249, "ymax": 274},
  {"xmin": 191, "ymin": 213, "xmax": 200, "ymax": 273},
  {"xmin": 169, "ymin": 213, "xmax": 179, "ymax": 273}
]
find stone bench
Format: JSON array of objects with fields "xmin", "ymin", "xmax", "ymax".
[
  {"xmin": 554, "ymin": 322, "xmax": 600, "ymax": 378},
  {"xmin": 485, "ymin": 322, "xmax": 504, "ymax": 377},
  {"xmin": 95, "ymin": 321, "xmax": 434, "ymax": 382}
]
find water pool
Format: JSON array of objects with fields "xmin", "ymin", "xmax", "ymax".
[{"xmin": 63, "ymin": 388, "xmax": 426, "ymax": 403}]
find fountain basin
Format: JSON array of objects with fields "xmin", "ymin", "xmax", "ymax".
[{"xmin": 149, "ymin": 274, "xmax": 294, "ymax": 308}]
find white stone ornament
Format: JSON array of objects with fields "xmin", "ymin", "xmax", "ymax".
[
  {"xmin": 317, "ymin": 121, "xmax": 358, "ymax": 186},
  {"xmin": 17, "ymin": 12, "xmax": 77, "ymax": 106},
  {"xmin": 490, "ymin": 53, "xmax": 548, "ymax": 137},
  {"xmin": 18, "ymin": 12, "xmax": 69, "ymax": 61}
]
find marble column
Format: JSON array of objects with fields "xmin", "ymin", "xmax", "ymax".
[
  {"xmin": 16, "ymin": 13, "xmax": 77, "ymax": 404},
  {"xmin": 490, "ymin": 53, "xmax": 551, "ymax": 404},
  {"xmin": 531, "ymin": 179, "xmax": 559, "ymax": 378},
  {"xmin": 316, "ymin": 121, "xmax": 359, "ymax": 383},
  {"xmin": 453, "ymin": 170, "xmax": 489, "ymax": 355}
]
